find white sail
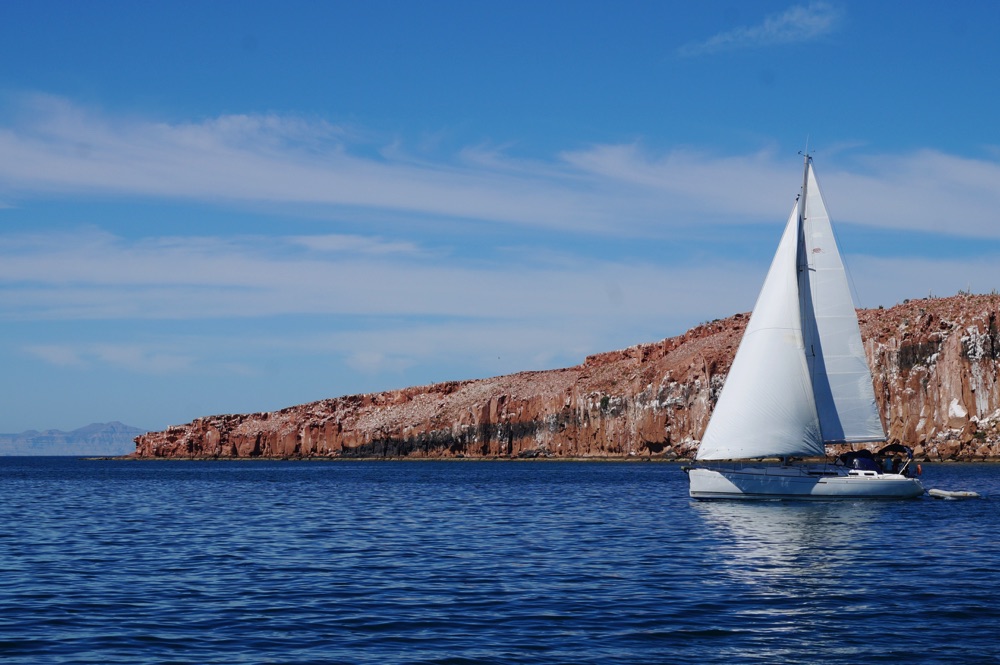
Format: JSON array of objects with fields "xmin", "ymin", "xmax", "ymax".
[
  {"xmin": 800, "ymin": 164, "xmax": 886, "ymax": 443},
  {"xmin": 697, "ymin": 204, "xmax": 824, "ymax": 461}
]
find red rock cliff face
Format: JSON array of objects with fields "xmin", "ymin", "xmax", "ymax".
[{"xmin": 134, "ymin": 294, "xmax": 1000, "ymax": 461}]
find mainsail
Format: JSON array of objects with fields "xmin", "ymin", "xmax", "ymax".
[{"xmin": 696, "ymin": 158, "xmax": 883, "ymax": 461}]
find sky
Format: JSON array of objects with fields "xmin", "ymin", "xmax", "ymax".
[{"xmin": 1, "ymin": 1, "xmax": 999, "ymax": 433}]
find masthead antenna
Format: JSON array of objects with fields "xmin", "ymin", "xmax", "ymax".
[{"xmin": 798, "ymin": 136, "xmax": 812, "ymax": 163}]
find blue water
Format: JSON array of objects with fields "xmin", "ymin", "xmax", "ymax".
[{"xmin": 1, "ymin": 458, "xmax": 998, "ymax": 664}]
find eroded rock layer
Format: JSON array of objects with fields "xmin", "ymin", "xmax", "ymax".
[{"xmin": 134, "ymin": 294, "xmax": 1000, "ymax": 461}]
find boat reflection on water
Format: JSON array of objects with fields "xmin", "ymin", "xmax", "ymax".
[
  {"xmin": 692, "ymin": 500, "xmax": 877, "ymax": 576},
  {"xmin": 689, "ymin": 499, "xmax": 891, "ymax": 643},
  {"xmin": 691, "ymin": 501, "xmax": 881, "ymax": 565},
  {"xmin": 685, "ymin": 496, "xmax": 971, "ymax": 663},
  {"xmin": 691, "ymin": 500, "xmax": 916, "ymax": 663}
]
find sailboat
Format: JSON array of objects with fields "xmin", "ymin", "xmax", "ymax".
[{"xmin": 686, "ymin": 155, "xmax": 925, "ymax": 500}]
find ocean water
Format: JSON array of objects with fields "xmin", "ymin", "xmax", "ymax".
[{"xmin": 1, "ymin": 458, "xmax": 998, "ymax": 665}]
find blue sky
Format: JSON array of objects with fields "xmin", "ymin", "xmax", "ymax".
[{"xmin": 2, "ymin": 1, "xmax": 999, "ymax": 432}]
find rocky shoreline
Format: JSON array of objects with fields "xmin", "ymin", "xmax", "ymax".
[
  {"xmin": 120, "ymin": 455, "xmax": 1000, "ymax": 463},
  {"xmin": 134, "ymin": 293, "xmax": 1000, "ymax": 462}
]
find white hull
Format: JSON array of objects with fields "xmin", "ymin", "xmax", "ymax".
[{"xmin": 688, "ymin": 465, "xmax": 925, "ymax": 500}]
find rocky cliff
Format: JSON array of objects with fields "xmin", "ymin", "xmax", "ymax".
[{"xmin": 134, "ymin": 293, "xmax": 1000, "ymax": 461}]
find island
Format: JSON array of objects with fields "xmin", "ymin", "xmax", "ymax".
[{"xmin": 133, "ymin": 293, "xmax": 1000, "ymax": 462}]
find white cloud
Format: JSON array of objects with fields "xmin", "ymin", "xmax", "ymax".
[
  {"xmin": 563, "ymin": 145, "xmax": 1000, "ymax": 238},
  {"xmin": 23, "ymin": 344, "xmax": 87, "ymax": 368},
  {"xmin": 0, "ymin": 228, "xmax": 762, "ymax": 323},
  {"xmin": 287, "ymin": 234, "xmax": 423, "ymax": 256},
  {"xmin": 678, "ymin": 2, "xmax": 842, "ymax": 57},
  {"xmin": 847, "ymin": 255, "xmax": 1000, "ymax": 308},
  {"xmin": 24, "ymin": 342, "xmax": 195, "ymax": 373},
  {"xmin": 825, "ymin": 150, "xmax": 1000, "ymax": 236},
  {"xmin": 10, "ymin": 227, "xmax": 1000, "ymax": 387},
  {"xmin": 2, "ymin": 96, "xmax": 1000, "ymax": 239},
  {"xmin": 345, "ymin": 350, "xmax": 415, "ymax": 375},
  {"xmin": 0, "ymin": 94, "xmax": 609, "ymax": 231},
  {"xmin": 90, "ymin": 344, "xmax": 196, "ymax": 373},
  {"xmin": 4, "ymin": 96, "xmax": 1000, "ymax": 391},
  {"xmin": 559, "ymin": 144, "xmax": 790, "ymax": 219}
]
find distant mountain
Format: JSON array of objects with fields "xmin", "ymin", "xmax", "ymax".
[{"xmin": 0, "ymin": 422, "xmax": 145, "ymax": 456}]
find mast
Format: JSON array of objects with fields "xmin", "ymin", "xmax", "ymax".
[
  {"xmin": 798, "ymin": 152, "xmax": 811, "ymax": 227},
  {"xmin": 797, "ymin": 152, "xmax": 823, "ymax": 439}
]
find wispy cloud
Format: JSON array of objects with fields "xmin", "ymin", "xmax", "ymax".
[
  {"xmin": 562, "ymin": 144, "xmax": 1000, "ymax": 238},
  {"xmin": 846, "ymin": 255, "xmax": 1000, "ymax": 309},
  {"xmin": 3, "ymin": 95, "xmax": 1000, "ymax": 238},
  {"xmin": 677, "ymin": 2, "xmax": 842, "ymax": 58},
  {"xmin": 23, "ymin": 344, "xmax": 88, "ymax": 368},
  {"xmin": 24, "ymin": 342, "xmax": 195, "ymax": 373},
  {"xmin": 4, "ymin": 95, "xmax": 1000, "ymax": 388},
  {"xmin": 0, "ymin": 93, "xmax": 611, "ymax": 232},
  {"xmin": 0, "ymin": 221, "xmax": 775, "ymax": 386},
  {"xmin": 287, "ymin": 234, "xmax": 423, "ymax": 256},
  {"xmin": 0, "ymin": 228, "xmax": 761, "ymax": 324},
  {"xmin": 17, "ymin": 240, "xmax": 1000, "ymax": 385}
]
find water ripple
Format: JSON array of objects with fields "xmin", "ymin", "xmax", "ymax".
[{"xmin": 1, "ymin": 459, "xmax": 998, "ymax": 663}]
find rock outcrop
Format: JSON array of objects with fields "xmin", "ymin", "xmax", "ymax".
[{"xmin": 134, "ymin": 293, "xmax": 1000, "ymax": 461}]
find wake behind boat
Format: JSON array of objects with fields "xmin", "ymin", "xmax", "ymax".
[{"xmin": 686, "ymin": 155, "xmax": 924, "ymax": 500}]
